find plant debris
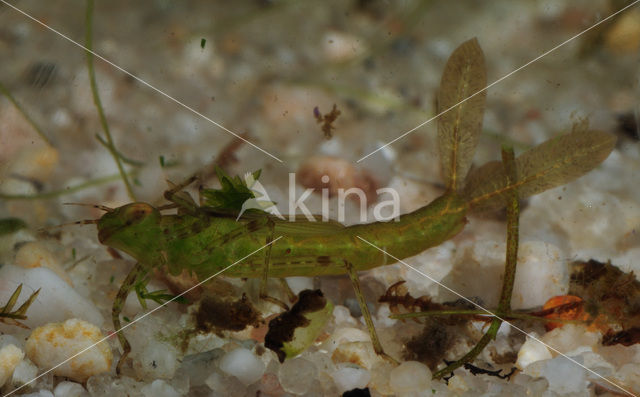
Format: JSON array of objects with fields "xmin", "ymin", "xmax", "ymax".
[
  {"xmin": 265, "ymin": 289, "xmax": 333, "ymax": 362},
  {"xmin": 313, "ymin": 103, "xmax": 341, "ymax": 139},
  {"xmin": 194, "ymin": 293, "xmax": 262, "ymax": 335}
]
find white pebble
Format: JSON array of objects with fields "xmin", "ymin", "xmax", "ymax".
[
  {"xmin": 527, "ymin": 355, "xmax": 588, "ymax": 394},
  {"xmin": 0, "ymin": 265, "xmax": 104, "ymax": 329},
  {"xmin": 278, "ymin": 357, "xmax": 316, "ymax": 394},
  {"xmin": 204, "ymin": 371, "xmax": 246, "ymax": 397},
  {"xmin": 284, "ymin": 277, "xmax": 313, "ymax": 295},
  {"xmin": 85, "ymin": 374, "xmax": 145, "ymax": 396},
  {"xmin": 133, "ymin": 341, "xmax": 178, "ymax": 380},
  {"xmin": 6, "ymin": 144, "xmax": 59, "ymax": 181},
  {"xmin": 322, "ymin": 31, "xmax": 366, "ymax": 62},
  {"xmin": 322, "ymin": 327, "xmax": 370, "ymax": 354},
  {"xmin": 388, "ymin": 361, "xmax": 432, "ymax": 394},
  {"xmin": 511, "ymin": 241, "xmax": 567, "ymax": 310},
  {"xmin": 53, "ymin": 381, "xmax": 88, "ymax": 397},
  {"xmin": 15, "ymin": 242, "xmax": 72, "ymax": 284},
  {"xmin": 25, "ymin": 318, "xmax": 112, "ymax": 382},
  {"xmin": 0, "ymin": 334, "xmax": 22, "ymax": 349},
  {"xmin": 10, "ymin": 358, "xmax": 38, "ymax": 387},
  {"xmin": 20, "ymin": 391, "xmax": 54, "ymax": 397},
  {"xmin": 219, "ymin": 347, "xmax": 265, "ymax": 386},
  {"xmin": 541, "ymin": 324, "xmax": 600, "ymax": 355},
  {"xmin": 332, "ymin": 364, "xmax": 371, "ymax": 394},
  {"xmin": 141, "ymin": 379, "xmax": 181, "ymax": 397},
  {"xmin": 332, "ymin": 341, "xmax": 381, "ymax": 370},
  {"xmin": 516, "ymin": 334, "xmax": 552, "ymax": 370},
  {"xmin": 0, "ymin": 344, "xmax": 24, "ymax": 387},
  {"xmin": 332, "ymin": 305, "xmax": 358, "ymax": 326}
]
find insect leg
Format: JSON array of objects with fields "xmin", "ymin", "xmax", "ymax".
[
  {"xmin": 344, "ymin": 260, "xmax": 399, "ymax": 364},
  {"xmin": 278, "ymin": 278, "xmax": 297, "ymax": 303},
  {"xmin": 112, "ymin": 261, "xmax": 148, "ymax": 374},
  {"xmin": 163, "ymin": 175, "xmax": 201, "ymax": 215},
  {"xmin": 259, "ymin": 217, "xmax": 289, "ymax": 310}
]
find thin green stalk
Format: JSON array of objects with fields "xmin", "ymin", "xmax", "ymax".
[
  {"xmin": 498, "ymin": 146, "xmax": 519, "ymax": 313},
  {"xmin": 0, "ymin": 80, "xmax": 52, "ymax": 146},
  {"xmin": 433, "ymin": 146, "xmax": 520, "ymax": 380},
  {"xmin": 85, "ymin": 0, "xmax": 135, "ymax": 200},
  {"xmin": 0, "ymin": 172, "xmax": 135, "ymax": 200}
]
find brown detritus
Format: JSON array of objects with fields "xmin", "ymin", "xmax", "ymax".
[
  {"xmin": 404, "ymin": 321, "xmax": 461, "ymax": 370},
  {"xmin": 194, "ymin": 293, "xmax": 262, "ymax": 335},
  {"xmin": 616, "ymin": 112, "xmax": 639, "ymax": 141},
  {"xmin": 313, "ymin": 104, "xmax": 341, "ymax": 139},
  {"xmin": 264, "ymin": 289, "xmax": 327, "ymax": 363},
  {"xmin": 565, "ymin": 259, "xmax": 640, "ymax": 345},
  {"xmin": 602, "ymin": 327, "xmax": 640, "ymax": 347},
  {"xmin": 569, "ymin": 259, "xmax": 640, "ymax": 327},
  {"xmin": 489, "ymin": 347, "xmax": 518, "ymax": 365}
]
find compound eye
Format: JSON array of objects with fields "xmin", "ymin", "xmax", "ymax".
[{"xmin": 123, "ymin": 203, "xmax": 154, "ymax": 224}]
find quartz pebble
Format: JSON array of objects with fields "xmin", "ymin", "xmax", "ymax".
[
  {"xmin": 516, "ymin": 334, "xmax": 552, "ymax": 370},
  {"xmin": 85, "ymin": 374, "xmax": 146, "ymax": 396},
  {"xmin": 219, "ymin": 347, "xmax": 265, "ymax": 386},
  {"xmin": 0, "ymin": 265, "xmax": 104, "ymax": 329},
  {"xmin": 331, "ymin": 364, "xmax": 371, "ymax": 394},
  {"xmin": 322, "ymin": 327, "xmax": 370, "ymax": 354},
  {"xmin": 133, "ymin": 340, "xmax": 179, "ymax": 380},
  {"xmin": 11, "ymin": 358, "xmax": 38, "ymax": 387},
  {"xmin": 526, "ymin": 355, "xmax": 589, "ymax": 395},
  {"xmin": 53, "ymin": 381, "xmax": 88, "ymax": 397},
  {"xmin": 278, "ymin": 357, "xmax": 316, "ymax": 395},
  {"xmin": 14, "ymin": 241, "xmax": 72, "ymax": 284},
  {"xmin": 205, "ymin": 371, "xmax": 246, "ymax": 397},
  {"xmin": 541, "ymin": 324, "xmax": 600, "ymax": 355},
  {"xmin": 511, "ymin": 241, "xmax": 567, "ymax": 310},
  {"xmin": 25, "ymin": 319, "xmax": 112, "ymax": 382},
  {"xmin": 388, "ymin": 361, "xmax": 432, "ymax": 395},
  {"xmin": 331, "ymin": 341, "xmax": 380, "ymax": 370},
  {"xmin": 0, "ymin": 344, "xmax": 24, "ymax": 387},
  {"xmin": 20, "ymin": 391, "xmax": 54, "ymax": 397},
  {"xmin": 141, "ymin": 379, "xmax": 181, "ymax": 397},
  {"xmin": 322, "ymin": 31, "xmax": 366, "ymax": 62}
]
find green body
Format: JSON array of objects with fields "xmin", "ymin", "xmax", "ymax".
[{"xmin": 98, "ymin": 192, "xmax": 468, "ymax": 279}]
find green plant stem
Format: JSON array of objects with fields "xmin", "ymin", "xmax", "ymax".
[
  {"xmin": 0, "ymin": 80, "xmax": 52, "ymax": 146},
  {"xmin": 433, "ymin": 146, "xmax": 520, "ymax": 380},
  {"xmin": 85, "ymin": 0, "xmax": 135, "ymax": 200}
]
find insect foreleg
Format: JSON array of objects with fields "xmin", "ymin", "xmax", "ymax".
[
  {"xmin": 163, "ymin": 175, "xmax": 201, "ymax": 215},
  {"xmin": 344, "ymin": 260, "xmax": 399, "ymax": 364},
  {"xmin": 112, "ymin": 261, "xmax": 149, "ymax": 374}
]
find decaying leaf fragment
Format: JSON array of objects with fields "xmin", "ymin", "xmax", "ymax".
[
  {"xmin": 543, "ymin": 259, "xmax": 640, "ymax": 346},
  {"xmin": 264, "ymin": 289, "xmax": 333, "ymax": 362}
]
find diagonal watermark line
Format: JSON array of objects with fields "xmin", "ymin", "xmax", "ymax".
[
  {"xmin": 2, "ymin": 236, "xmax": 283, "ymax": 397},
  {"xmin": 356, "ymin": 236, "xmax": 638, "ymax": 397},
  {"xmin": 357, "ymin": 0, "xmax": 640, "ymax": 163},
  {"xmin": 0, "ymin": 0, "xmax": 283, "ymax": 164}
]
